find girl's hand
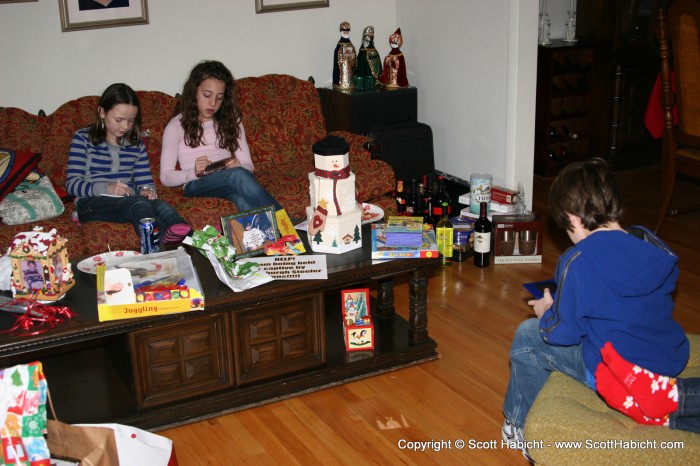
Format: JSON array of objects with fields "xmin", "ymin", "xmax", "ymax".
[
  {"xmin": 139, "ymin": 185, "xmax": 157, "ymax": 200},
  {"xmin": 528, "ymin": 288, "xmax": 554, "ymax": 319},
  {"xmin": 107, "ymin": 181, "xmax": 133, "ymax": 196},
  {"xmin": 195, "ymin": 156, "xmax": 210, "ymax": 177}
]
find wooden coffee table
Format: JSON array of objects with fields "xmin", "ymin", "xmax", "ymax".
[{"xmin": 0, "ymin": 225, "xmax": 439, "ymax": 430}]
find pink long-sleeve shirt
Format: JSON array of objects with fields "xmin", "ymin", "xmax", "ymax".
[{"xmin": 160, "ymin": 114, "xmax": 255, "ymax": 187}]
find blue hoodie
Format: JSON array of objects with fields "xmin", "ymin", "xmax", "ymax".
[{"xmin": 539, "ymin": 226, "xmax": 689, "ymax": 377}]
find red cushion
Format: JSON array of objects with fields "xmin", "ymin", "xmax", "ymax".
[{"xmin": 0, "ymin": 148, "xmax": 42, "ymax": 202}]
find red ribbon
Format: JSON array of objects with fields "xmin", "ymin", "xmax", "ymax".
[{"xmin": 1, "ymin": 294, "xmax": 77, "ymax": 337}]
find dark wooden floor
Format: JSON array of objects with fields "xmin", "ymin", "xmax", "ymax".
[{"xmin": 160, "ymin": 165, "xmax": 700, "ymax": 465}]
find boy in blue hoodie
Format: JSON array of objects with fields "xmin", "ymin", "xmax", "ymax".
[{"xmin": 502, "ymin": 158, "xmax": 689, "ymax": 456}]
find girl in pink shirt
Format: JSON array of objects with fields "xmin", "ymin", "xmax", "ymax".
[{"xmin": 160, "ymin": 60, "xmax": 281, "ymax": 212}]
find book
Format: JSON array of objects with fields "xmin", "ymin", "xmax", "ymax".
[
  {"xmin": 385, "ymin": 216, "xmax": 424, "ymax": 247},
  {"xmin": 458, "ymin": 193, "xmax": 514, "ymax": 213},
  {"xmin": 450, "ymin": 215, "xmax": 476, "ymax": 230},
  {"xmin": 458, "ymin": 208, "xmax": 494, "ymax": 222},
  {"xmin": 523, "ymin": 279, "xmax": 557, "ymax": 299},
  {"xmin": 371, "ymin": 223, "xmax": 439, "ymax": 259}
]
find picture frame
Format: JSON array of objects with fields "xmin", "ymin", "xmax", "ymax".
[
  {"xmin": 342, "ymin": 288, "xmax": 371, "ymax": 326},
  {"xmin": 221, "ymin": 205, "xmax": 279, "ymax": 259},
  {"xmin": 59, "ymin": 0, "xmax": 149, "ymax": 32},
  {"xmin": 255, "ymin": 0, "xmax": 329, "ymax": 14},
  {"xmin": 20, "ymin": 260, "xmax": 45, "ymax": 293},
  {"xmin": 0, "ymin": 1, "xmax": 38, "ymax": 4}
]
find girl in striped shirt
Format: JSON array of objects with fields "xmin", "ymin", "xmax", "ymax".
[{"xmin": 66, "ymin": 83, "xmax": 191, "ymax": 245}]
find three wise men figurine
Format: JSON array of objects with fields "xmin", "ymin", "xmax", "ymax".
[
  {"xmin": 333, "ymin": 21, "xmax": 356, "ymax": 90},
  {"xmin": 379, "ymin": 28, "xmax": 409, "ymax": 89},
  {"xmin": 355, "ymin": 26, "xmax": 383, "ymax": 91}
]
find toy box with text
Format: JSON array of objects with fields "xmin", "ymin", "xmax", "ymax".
[
  {"xmin": 341, "ymin": 288, "xmax": 374, "ymax": 351},
  {"xmin": 96, "ymin": 247, "xmax": 204, "ymax": 322},
  {"xmin": 492, "ymin": 214, "xmax": 543, "ymax": 264}
]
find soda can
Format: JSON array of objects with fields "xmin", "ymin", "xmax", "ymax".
[
  {"xmin": 469, "ymin": 173, "xmax": 493, "ymax": 215},
  {"xmin": 139, "ymin": 218, "xmax": 160, "ymax": 254}
]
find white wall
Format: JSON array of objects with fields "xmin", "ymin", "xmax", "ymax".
[
  {"xmin": 396, "ymin": 0, "xmax": 538, "ymax": 206},
  {"xmin": 0, "ymin": 0, "xmax": 541, "ymax": 208},
  {"xmin": 0, "ymin": 0, "xmax": 397, "ymax": 113}
]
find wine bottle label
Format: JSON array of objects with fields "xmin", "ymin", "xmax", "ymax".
[{"xmin": 474, "ymin": 232, "xmax": 491, "ymax": 254}]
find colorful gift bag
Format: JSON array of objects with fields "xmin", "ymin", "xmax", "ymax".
[{"xmin": 0, "ymin": 362, "xmax": 50, "ymax": 466}]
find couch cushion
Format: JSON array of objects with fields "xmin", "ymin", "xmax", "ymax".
[
  {"xmin": 236, "ymin": 74, "xmax": 395, "ymax": 217},
  {"xmin": 0, "ymin": 107, "xmax": 45, "ymax": 155},
  {"xmin": 43, "ymin": 96, "xmax": 100, "ymax": 189},
  {"xmin": 0, "ymin": 148, "xmax": 41, "ymax": 202}
]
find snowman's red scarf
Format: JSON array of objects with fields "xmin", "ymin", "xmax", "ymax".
[{"xmin": 314, "ymin": 165, "xmax": 351, "ymax": 214}]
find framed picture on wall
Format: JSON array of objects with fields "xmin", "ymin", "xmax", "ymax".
[
  {"xmin": 221, "ymin": 206, "xmax": 279, "ymax": 259},
  {"xmin": 255, "ymin": 0, "xmax": 329, "ymax": 14},
  {"xmin": 59, "ymin": 0, "xmax": 149, "ymax": 32}
]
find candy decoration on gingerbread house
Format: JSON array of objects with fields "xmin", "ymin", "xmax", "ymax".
[
  {"xmin": 306, "ymin": 136, "xmax": 363, "ymax": 254},
  {"xmin": 9, "ymin": 228, "xmax": 74, "ymax": 301}
]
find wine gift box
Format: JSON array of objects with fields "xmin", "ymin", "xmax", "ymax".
[{"xmin": 492, "ymin": 214, "xmax": 544, "ymax": 264}]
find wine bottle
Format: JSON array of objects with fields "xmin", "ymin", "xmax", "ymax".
[
  {"xmin": 405, "ymin": 179, "xmax": 419, "ymax": 216},
  {"xmin": 436, "ymin": 201, "xmax": 453, "ymax": 267},
  {"xmin": 474, "ymin": 201, "xmax": 492, "ymax": 267},
  {"xmin": 422, "ymin": 174, "xmax": 433, "ymax": 219},
  {"xmin": 431, "ymin": 175, "xmax": 451, "ymax": 225},
  {"xmin": 562, "ymin": 124, "xmax": 579, "ymax": 140},
  {"xmin": 549, "ymin": 126, "xmax": 563, "ymax": 140},
  {"xmin": 417, "ymin": 182, "xmax": 425, "ymax": 218},
  {"xmin": 395, "ymin": 179, "xmax": 406, "ymax": 214}
]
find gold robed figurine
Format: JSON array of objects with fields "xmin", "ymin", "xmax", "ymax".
[{"xmin": 333, "ymin": 21, "xmax": 356, "ymax": 90}]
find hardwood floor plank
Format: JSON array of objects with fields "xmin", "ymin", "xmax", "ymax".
[{"xmin": 161, "ymin": 165, "xmax": 700, "ymax": 464}]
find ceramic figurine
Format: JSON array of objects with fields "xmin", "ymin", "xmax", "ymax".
[
  {"xmin": 379, "ymin": 28, "xmax": 409, "ymax": 88},
  {"xmin": 333, "ymin": 21, "xmax": 356, "ymax": 90},
  {"xmin": 355, "ymin": 26, "xmax": 382, "ymax": 91},
  {"xmin": 306, "ymin": 136, "xmax": 363, "ymax": 254}
]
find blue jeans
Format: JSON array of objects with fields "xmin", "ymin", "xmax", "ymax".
[
  {"xmin": 76, "ymin": 195, "xmax": 187, "ymax": 235},
  {"xmin": 503, "ymin": 318, "xmax": 590, "ymax": 428},
  {"xmin": 184, "ymin": 167, "xmax": 282, "ymax": 212},
  {"xmin": 670, "ymin": 377, "xmax": 700, "ymax": 434}
]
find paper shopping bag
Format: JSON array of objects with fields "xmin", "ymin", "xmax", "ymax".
[
  {"xmin": 0, "ymin": 361, "xmax": 50, "ymax": 466},
  {"xmin": 77, "ymin": 424, "xmax": 177, "ymax": 466},
  {"xmin": 46, "ymin": 421, "xmax": 119, "ymax": 466}
]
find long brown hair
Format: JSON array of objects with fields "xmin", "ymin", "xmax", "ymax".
[{"xmin": 178, "ymin": 60, "xmax": 242, "ymax": 153}]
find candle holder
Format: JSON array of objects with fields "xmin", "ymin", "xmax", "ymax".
[{"xmin": 563, "ymin": 10, "xmax": 578, "ymax": 43}]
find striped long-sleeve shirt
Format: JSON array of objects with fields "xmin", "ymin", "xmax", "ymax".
[{"xmin": 66, "ymin": 127, "xmax": 155, "ymax": 199}]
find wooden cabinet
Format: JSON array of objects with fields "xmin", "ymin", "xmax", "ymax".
[
  {"xmin": 577, "ymin": 0, "xmax": 665, "ymax": 169},
  {"xmin": 130, "ymin": 313, "xmax": 234, "ymax": 409},
  {"xmin": 318, "ymin": 86, "xmax": 417, "ymax": 133},
  {"xmin": 129, "ymin": 295, "xmax": 326, "ymax": 408},
  {"xmin": 233, "ymin": 294, "xmax": 325, "ymax": 384},
  {"xmin": 534, "ymin": 40, "xmax": 594, "ymax": 176}
]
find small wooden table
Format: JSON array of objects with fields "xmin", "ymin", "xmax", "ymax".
[{"xmin": 0, "ymin": 225, "xmax": 439, "ymax": 430}]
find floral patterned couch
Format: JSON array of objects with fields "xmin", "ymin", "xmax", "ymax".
[{"xmin": 0, "ymin": 74, "xmax": 396, "ymax": 258}]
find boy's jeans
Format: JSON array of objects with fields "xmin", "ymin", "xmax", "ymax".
[{"xmin": 503, "ymin": 318, "xmax": 590, "ymax": 428}]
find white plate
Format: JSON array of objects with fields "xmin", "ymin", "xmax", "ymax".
[
  {"xmin": 77, "ymin": 250, "xmax": 141, "ymax": 274},
  {"xmin": 361, "ymin": 203, "xmax": 384, "ymax": 224},
  {"xmin": 294, "ymin": 203, "xmax": 384, "ymax": 231}
]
